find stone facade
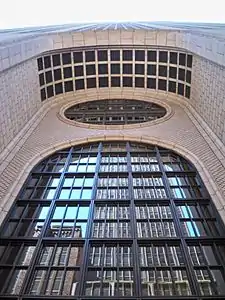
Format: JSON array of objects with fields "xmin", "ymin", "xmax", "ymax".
[
  {"xmin": 0, "ymin": 58, "xmax": 41, "ymax": 153},
  {"xmin": 1, "ymin": 24, "xmax": 225, "ymax": 227},
  {"xmin": 191, "ymin": 55, "xmax": 225, "ymax": 143}
]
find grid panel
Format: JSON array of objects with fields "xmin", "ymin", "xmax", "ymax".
[
  {"xmin": 0, "ymin": 141, "xmax": 225, "ymax": 300},
  {"xmin": 38, "ymin": 47, "xmax": 192, "ymax": 101}
]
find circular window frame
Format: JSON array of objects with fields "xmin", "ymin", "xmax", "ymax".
[{"xmin": 58, "ymin": 98, "xmax": 173, "ymax": 130}]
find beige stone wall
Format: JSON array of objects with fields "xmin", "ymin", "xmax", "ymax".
[
  {"xmin": 191, "ymin": 56, "xmax": 225, "ymax": 143},
  {"xmin": 1, "ymin": 28, "xmax": 225, "ymax": 158},
  {"xmin": 0, "ymin": 89, "xmax": 225, "ymax": 225},
  {"xmin": 0, "ymin": 28, "xmax": 225, "ymax": 227},
  {"xmin": 0, "ymin": 58, "xmax": 41, "ymax": 153}
]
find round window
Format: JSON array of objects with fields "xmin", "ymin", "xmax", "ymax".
[{"xmin": 64, "ymin": 99, "xmax": 167, "ymax": 125}]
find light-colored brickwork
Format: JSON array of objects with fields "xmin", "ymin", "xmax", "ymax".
[
  {"xmin": 0, "ymin": 90, "xmax": 225, "ymax": 226},
  {"xmin": 0, "ymin": 25, "xmax": 225, "ymax": 228},
  {"xmin": 191, "ymin": 56, "xmax": 225, "ymax": 143},
  {"xmin": 1, "ymin": 28, "xmax": 225, "ymax": 155},
  {"xmin": 0, "ymin": 58, "xmax": 41, "ymax": 153}
]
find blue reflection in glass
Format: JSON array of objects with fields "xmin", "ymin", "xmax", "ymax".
[
  {"xmin": 81, "ymin": 189, "xmax": 92, "ymax": 199},
  {"xmin": 63, "ymin": 178, "xmax": 74, "ymax": 187},
  {"xmin": 65, "ymin": 207, "xmax": 78, "ymax": 219},
  {"xmin": 80, "ymin": 157, "xmax": 89, "ymax": 164},
  {"xmin": 50, "ymin": 178, "xmax": 60, "ymax": 187},
  {"xmin": 70, "ymin": 189, "xmax": 82, "ymax": 199},
  {"xmin": 77, "ymin": 165, "xmax": 86, "ymax": 172},
  {"xmin": 86, "ymin": 165, "xmax": 96, "ymax": 172},
  {"xmin": 45, "ymin": 189, "xmax": 56, "ymax": 200},
  {"xmin": 84, "ymin": 178, "xmax": 94, "ymax": 187},
  {"xmin": 77, "ymin": 207, "xmax": 89, "ymax": 219},
  {"xmin": 38, "ymin": 206, "xmax": 50, "ymax": 219},
  {"xmin": 74, "ymin": 178, "xmax": 84, "ymax": 187},
  {"xmin": 89, "ymin": 157, "xmax": 97, "ymax": 164},
  {"xmin": 59, "ymin": 189, "xmax": 70, "ymax": 199},
  {"xmin": 53, "ymin": 207, "xmax": 66, "ymax": 219},
  {"xmin": 68, "ymin": 165, "xmax": 77, "ymax": 172}
]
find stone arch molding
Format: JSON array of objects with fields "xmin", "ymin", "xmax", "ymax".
[
  {"xmin": 1, "ymin": 135, "xmax": 224, "ymax": 225},
  {"xmin": 58, "ymin": 97, "xmax": 173, "ymax": 130}
]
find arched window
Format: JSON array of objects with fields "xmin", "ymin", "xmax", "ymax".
[{"xmin": 0, "ymin": 141, "xmax": 225, "ymax": 298}]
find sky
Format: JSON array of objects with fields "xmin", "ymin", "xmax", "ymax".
[{"xmin": 0, "ymin": 0, "xmax": 225, "ymax": 29}]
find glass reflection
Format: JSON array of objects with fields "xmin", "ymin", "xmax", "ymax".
[
  {"xmin": 63, "ymin": 178, "xmax": 74, "ymax": 187},
  {"xmin": 141, "ymin": 269, "xmax": 191, "ymax": 296},
  {"xmin": 53, "ymin": 207, "xmax": 66, "ymax": 219},
  {"xmin": 75, "ymin": 222, "xmax": 87, "ymax": 238},
  {"xmin": 89, "ymin": 157, "xmax": 97, "ymax": 164},
  {"xmin": 1, "ymin": 141, "xmax": 224, "ymax": 298},
  {"xmin": 74, "ymin": 177, "xmax": 84, "ymax": 187},
  {"xmin": 77, "ymin": 207, "xmax": 89, "ymax": 219},
  {"xmin": 18, "ymin": 246, "xmax": 36, "ymax": 265},
  {"xmin": 37, "ymin": 206, "xmax": 50, "ymax": 219},
  {"xmin": 84, "ymin": 269, "xmax": 134, "ymax": 296},
  {"xmin": 81, "ymin": 189, "xmax": 92, "ymax": 199},
  {"xmin": 65, "ymin": 206, "xmax": 78, "ymax": 219},
  {"xmin": 11, "ymin": 206, "xmax": 24, "ymax": 218},
  {"xmin": 49, "ymin": 178, "xmax": 60, "ymax": 187},
  {"xmin": 89, "ymin": 246, "xmax": 133, "ymax": 267},
  {"xmin": 59, "ymin": 189, "xmax": 70, "ymax": 199},
  {"xmin": 68, "ymin": 165, "xmax": 77, "ymax": 172},
  {"xmin": 6, "ymin": 269, "xmax": 27, "ymax": 294},
  {"xmin": 70, "ymin": 189, "xmax": 82, "ymax": 199},
  {"xmin": 84, "ymin": 177, "xmax": 94, "ymax": 186},
  {"xmin": 77, "ymin": 165, "xmax": 86, "ymax": 172},
  {"xmin": 177, "ymin": 205, "xmax": 199, "ymax": 218},
  {"xmin": 139, "ymin": 245, "xmax": 184, "ymax": 267}
]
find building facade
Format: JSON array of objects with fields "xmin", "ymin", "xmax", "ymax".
[{"xmin": 0, "ymin": 22, "xmax": 225, "ymax": 299}]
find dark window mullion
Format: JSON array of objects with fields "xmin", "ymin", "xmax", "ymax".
[
  {"xmin": 165, "ymin": 242, "xmax": 177, "ymax": 295},
  {"xmin": 21, "ymin": 150, "xmax": 73, "ymax": 295},
  {"xmin": 155, "ymin": 146, "xmax": 201, "ymax": 296},
  {"xmin": 215, "ymin": 243, "xmax": 225, "ymax": 271},
  {"xmin": 40, "ymin": 244, "xmax": 58, "ymax": 294},
  {"xmin": 1, "ymin": 266, "xmax": 16, "ymax": 294},
  {"xmin": 77, "ymin": 143, "xmax": 101, "ymax": 295},
  {"xmin": 116, "ymin": 243, "xmax": 119, "ymax": 297},
  {"xmin": 126, "ymin": 142, "xmax": 140, "ymax": 296}
]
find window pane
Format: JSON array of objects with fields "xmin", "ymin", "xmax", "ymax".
[
  {"xmin": 70, "ymin": 189, "xmax": 82, "ymax": 199},
  {"xmin": 6, "ymin": 269, "xmax": 27, "ymax": 294},
  {"xmin": 63, "ymin": 178, "xmax": 74, "ymax": 187},
  {"xmin": 53, "ymin": 206, "xmax": 66, "ymax": 219},
  {"xmin": 77, "ymin": 206, "xmax": 89, "ymax": 219},
  {"xmin": 62, "ymin": 270, "xmax": 80, "ymax": 295},
  {"xmin": 76, "ymin": 222, "xmax": 87, "ymax": 238},
  {"xmin": 65, "ymin": 206, "xmax": 77, "ymax": 219},
  {"xmin": 29, "ymin": 269, "xmax": 47, "ymax": 294},
  {"xmin": 84, "ymin": 178, "xmax": 94, "ymax": 186},
  {"xmin": 73, "ymin": 178, "xmax": 84, "ymax": 187},
  {"xmin": 81, "ymin": 189, "xmax": 92, "ymax": 199}
]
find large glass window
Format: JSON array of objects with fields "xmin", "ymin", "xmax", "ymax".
[{"xmin": 0, "ymin": 141, "xmax": 224, "ymax": 299}]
